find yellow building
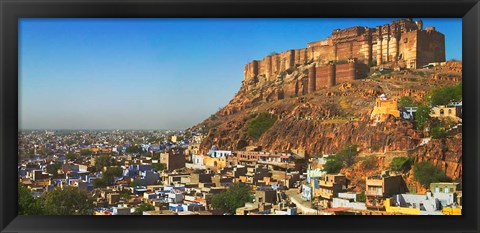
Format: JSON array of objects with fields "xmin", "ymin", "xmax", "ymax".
[
  {"xmin": 384, "ymin": 198, "xmax": 420, "ymax": 215},
  {"xmin": 203, "ymin": 156, "xmax": 228, "ymax": 170},
  {"xmin": 371, "ymin": 95, "xmax": 400, "ymax": 119},
  {"xmin": 442, "ymin": 206, "xmax": 461, "ymax": 215}
]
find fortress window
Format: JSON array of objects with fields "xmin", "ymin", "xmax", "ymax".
[{"xmin": 440, "ymin": 109, "xmax": 444, "ymax": 116}]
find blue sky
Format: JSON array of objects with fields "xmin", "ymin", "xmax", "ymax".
[{"xmin": 19, "ymin": 18, "xmax": 462, "ymax": 130}]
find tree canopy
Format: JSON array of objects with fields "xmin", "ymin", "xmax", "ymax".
[
  {"xmin": 95, "ymin": 154, "xmax": 116, "ymax": 171},
  {"xmin": 246, "ymin": 112, "xmax": 278, "ymax": 139},
  {"xmin": 413, "ymin": 161, "xmax": 450, "ymax": 188},
  {"xmin": 323, "ymin": 144, "xmax": 359, "ymax": 173},
  {"xmin": 41, "ymin": 186, "xmax": 93, "ymax": 215},
  {"xmin": 133, "ymin": 203, "xmax": 154, "ymax": 215},
  {"xmin": 426, "ymin": 83, "xmax": 462, "ymax": 106},
  {"xmin": 390, "ymin": 157, "xmax": 414, "ymax": 172},
  {"xmin": 415, "ymin": 105, "xmax": 431, "ymax": 130},
  {"xmin": 18, "ymin": 183, "xmax": 44, "ymax": 215},
  {"xmin": 126, "ymin": 145, "xmax": 143, "ymax": 154},
  {"xmin": 211, "ymin": 183, "xmax": 253, "ymax": 214},
  {"xmin": 398, "ymin": 96, "xmax": 418, "ymax": 108}
]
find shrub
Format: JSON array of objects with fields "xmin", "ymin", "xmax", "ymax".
[
  {"xmin": 357, "ymin": 191, "xmax": 366, "ymax": 202},
  {"xmin": 390, "ymin": 157, "xmax": 414, "ymax": 172},
  {"xmin": 430, "ymin": 126, "xmax": 447, "ymax": 139},
  {"xmin": 361, "ymin": 155, "xmax": 377, "ymax": 170},
  {"xmin": 336, "ymin": 144, "xmax": 358, "ymax": 167},
  {"xmin": 426, "ymin": 83, "xmax": 462, "ymax": 106},
  {"xmin": 415, "ymin": 105, "xmax": 431, "ymax": 130},
  {"xmin": 323, "ymin": 156, "xmax": 344, "ymax": 174},
  {"xmin": 246, "ymin": 112, "xmax": 277, "ymax": 139},
  {"xmin": 133, "ymin": 203, "xmax": 155, "ymax": 215},
  {"xmin": 398, "ymin": 96, "xmax": 418, "ymax": 108},
  {"xmin": 152, "ymin": 163, "xmax": 166, "ymax": 171},
  {"xmin": 323, "ymin": 144, "xmax": 359, "ymax": 173},
  {"xmin": 413, "ymin": 161, "xmax": 450, "ymax": 188}
]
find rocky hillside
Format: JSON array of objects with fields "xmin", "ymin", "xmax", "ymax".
[{"xmin": 191, "ymin": 60, "xmax": 462, "ymax": 185}]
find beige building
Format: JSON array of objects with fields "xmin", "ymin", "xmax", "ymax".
[
  {"xmin": 365, "ymin": 172, "xmax": 408, "ymax": 210},
  {"xmin": 430, "ymin": 105, "xmax": 462, "ymax": 118},
  {"xmin": 160, "ymin": 148, "xmax": 186, "ymax": 171},
  {"xmin": 316, "ymin": 174, "xmax": 347, "ymax": 208}
]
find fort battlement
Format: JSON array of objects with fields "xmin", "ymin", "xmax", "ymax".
[{"xmin": 244, "ymin": 18, "xmax": 445, "ymax": 85}]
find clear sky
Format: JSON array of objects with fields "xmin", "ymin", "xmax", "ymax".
[{"xmin": 19, "ymin": 18, "xmax": 462, "ymax": 130}]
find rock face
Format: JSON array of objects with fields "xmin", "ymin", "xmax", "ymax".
[
  {"xmin": 409, "ymin": 136, "xmax": 462, "ymax": 181},
  {"xmin": 192, "ymin": 19, "xmax": 461, "ymax": 184}
]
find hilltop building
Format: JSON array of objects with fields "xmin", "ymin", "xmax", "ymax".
[{"xmin": 243, "ymin": 18, "xmax": 445, "ymax": 100}]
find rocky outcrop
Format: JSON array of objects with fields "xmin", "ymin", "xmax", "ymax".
[
  {"xmin": 409, "ymin": 135, "xmax": 462, "ymax": 181},
  {"xmin": 192, "ymin": 19, "xmax": 462, "ymax": 185}
]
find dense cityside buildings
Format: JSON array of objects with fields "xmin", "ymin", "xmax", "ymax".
[{"xmin": 18, "ymin": 18, "xmax": 462, "ymax": 216}]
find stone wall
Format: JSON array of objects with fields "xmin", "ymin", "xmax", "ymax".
[
  {"xmin": 244, "ymin": 18, "xmax": 445, "ymax": 82},
  {"xmin": 416, "ymin": 27, "xmax": 446, "ymax": 68}
]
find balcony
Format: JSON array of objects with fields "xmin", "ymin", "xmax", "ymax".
[
  {"xmin": 319, "ymin": 180, "xmax": 334, "ymax": 187},
  {"xmin": 366, "ymin": 188, "xmax": 383, "ymax": 197}
]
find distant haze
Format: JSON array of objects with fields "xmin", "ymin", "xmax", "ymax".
[{"xmin": 19, "ymin": 18, "xmax": 462, "ymax": 130}]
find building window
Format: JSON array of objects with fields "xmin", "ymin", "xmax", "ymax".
[
  {"xmin": 440, "ymin": 109, "xmax": 444, "ymax": 116},
  {"xmin": 448, "ymin": 109, "xmax": 452, "ymax": 115}
]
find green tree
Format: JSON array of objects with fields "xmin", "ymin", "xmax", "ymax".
[
  {"xmin": 126, "ymin": 145, "xmax": 142, "ymax": 154},
  {"xmin": 41, "ymin": 187, "xmax": 94, "ymax": 215},
  {"xmin": 151, "ymin": 163, "xmax": 166, "ymax": 171},
  {"xmin": 120, "ymin": 192, "xmax": 131, "ymax": 200},
  {"xmin": 357, "ymin": 191, "xmax": 366, "ymax": 202},
  {"xmin": 133, "ymin": 203, "xmax": 154, "ymax": 215},
  {"xmin": 80, "ymin": 149, "xmax": 92, "ymax": 156},
  {"xmin": 95, "ymin": 154, "xmax": 116, "ymax": 171},
  {"xmin": 430, "ymin": 126, "xmax": 447, "ymax": 139},
  {"xmin": 413, "ymin": 161, "xmax": 450, "ymax": 188},
  {"xmin": 323, "ymin": 155, "xmax": 344, "ymax": 174},
  {"xmin": 102, "ymin": 166, "xmax": 124, "ymax": 185},
  {"xmin": 415, "ymin": 105, "xmax": 431, "ymax": 130},
  {"xmin": 46, "ymin": 163, "xmax": 62, "ymax": 175},
  {"xmin": 93, "ymin": 178, "xmax": 107, "ymax": 188},
  {"xmin": 65, "ymin": 151, "xmax": 78, "ymax": 161},
  {"xmin": 336, "ymin": 144, "xmax": 358, "ymax": 167},
  {"xmin": 18, "ymin": 183, "xmax": 44, "ymax": 215},
  {"xmin": 390, "ymin": 157, "xmax": 414, "ymax": 172},
  {"xmin": 427, "ymin": 83, "xmax": 462, "ymax": 106},
  {"xmin": 130, "ymin": 181, "xmax": 139, "ymax": 187},
  {"xmin": 323, "ymin": 145, "xmax": 359, "ymax": 173},
  {"xmin": 211, "ymin": 183, "xmax": 253, "ymax": 214},
  {"xmin": 398, "ymin": 96, "xmax": 418, "ymax": 108},
  {"xmin": 246, "ymin": 112, "xmax": 278, "ymax": 139}
]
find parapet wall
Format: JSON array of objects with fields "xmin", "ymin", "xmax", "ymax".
[
  {"xmin": 287, "ymin": 59, "xmax": 369, "ymax": 98},
  {"xmin": 244, "ymin": 18, "xmax": 445, "ymax": 83}
]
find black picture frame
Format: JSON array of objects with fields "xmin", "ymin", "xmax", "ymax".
[{"xmin": 1, "ymin": 0, "xmax": 479, "ymax": 232}]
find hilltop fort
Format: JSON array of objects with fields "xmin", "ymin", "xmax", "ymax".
[{"xmin": 240, "ymin": 18, "xmax": 445, "ymax": 106}]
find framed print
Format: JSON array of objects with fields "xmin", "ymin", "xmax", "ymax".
[{"xmin": 1, "ymin": 0, "xmax": 479, "ymax": 233}]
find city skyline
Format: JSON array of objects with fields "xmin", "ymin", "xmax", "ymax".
[{"xmin": 19, "ymin": 18, "xmax": 462, "ymax": 130}]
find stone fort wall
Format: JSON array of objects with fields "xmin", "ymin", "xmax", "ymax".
[{"xmin": 244, "ymin": 18, "xmax": 445, "ymax": 85}]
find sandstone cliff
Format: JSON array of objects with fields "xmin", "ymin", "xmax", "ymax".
[{"xmin": 192, "ymin": 55, "xmax": 462, "ymax": 188}]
